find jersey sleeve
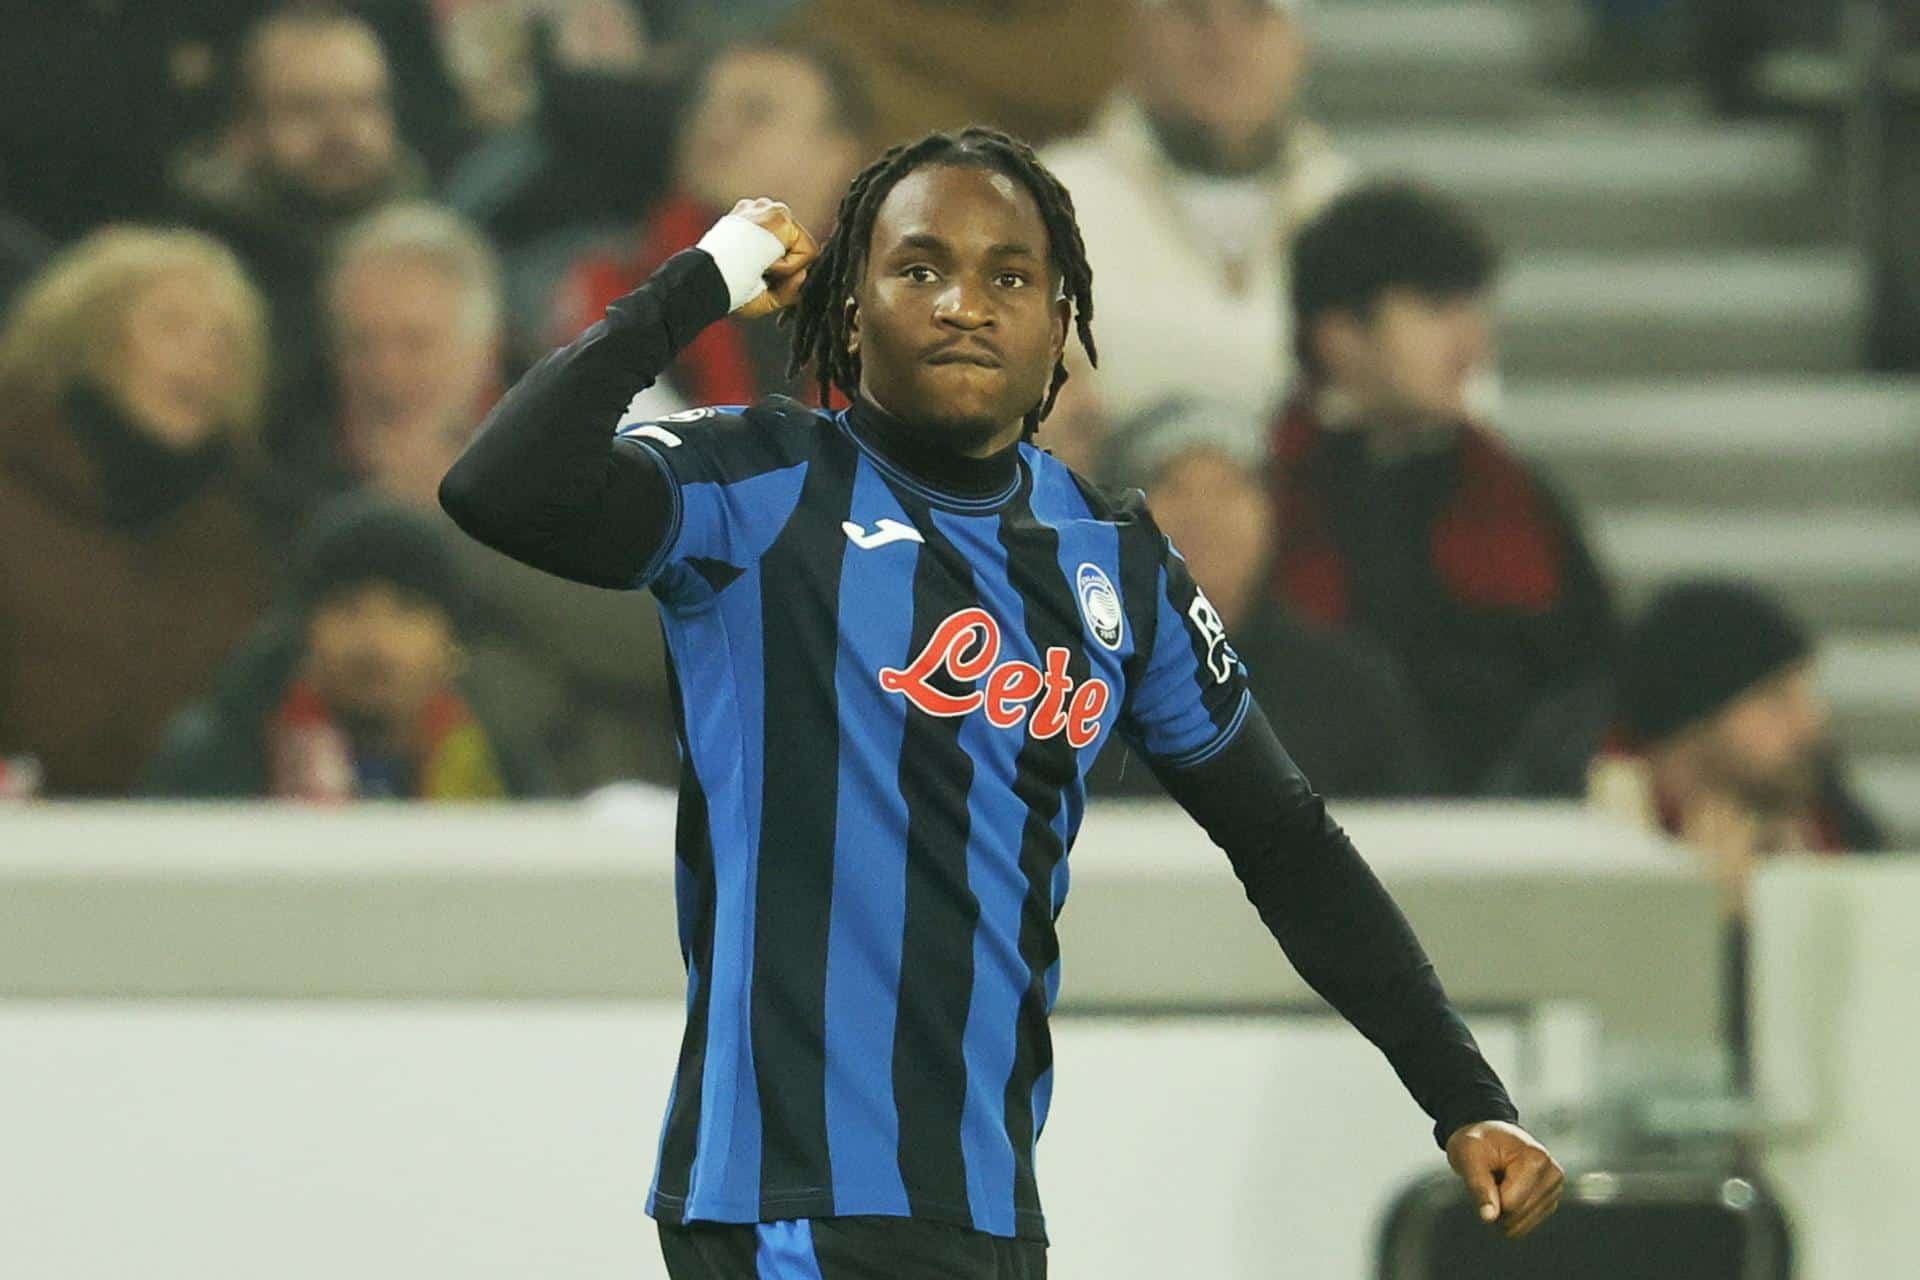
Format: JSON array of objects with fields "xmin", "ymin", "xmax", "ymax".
[
  {"xmin": 613, "ymin": 402, "xmax": 815, "ymax": 612},
  {"xmin": 1149, "ymin": 701, "xmax": 1520, "ymax": 1149},
  {"xmin": 1119, "ymin": 531, "xmax": 1255, "ymax": 770}
]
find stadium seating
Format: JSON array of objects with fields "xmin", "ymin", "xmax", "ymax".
[{"xmin": 1307, "ymin": 0, "xmax": 1920, "ymax": 847}]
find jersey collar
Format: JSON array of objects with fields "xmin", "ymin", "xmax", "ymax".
[{"xmin": 842, "ymin": 395, "xmax": 1022, "ymax": 507}]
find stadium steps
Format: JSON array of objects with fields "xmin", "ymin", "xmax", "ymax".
[
  {"xmin": 1823, "ymin": 637, "xmax": 1920, "ymax": 757},
  {"xmin": 1853, "ymin": 756, "xmax": 1920, "ymax": 849},
  {"xmin": 1496, "ymin": 250, "xmax": 1866, "ymax": 377},
  {"xmin": 1338, "ymin": 120, "xmax": 1837, "ymax": 252},
  {"xmin": 1306, "ymin": 1, "xmax": 1556, "ymax": 121},
  {"xmin": 1592, "ymin": 509, "xmax": 1920, "ymax": 630},
  {"xmin": 1311, "ymin": 0, "xmax": 1917, "ymax": 835},
  {"xmin": 1500, "ymin": 378, "xmax": 1920, "ymax": 509}
]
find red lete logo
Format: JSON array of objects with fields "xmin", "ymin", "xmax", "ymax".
[{"xmin": 878, "ymin": 608, "xmax": 1111, "ymax": 749}]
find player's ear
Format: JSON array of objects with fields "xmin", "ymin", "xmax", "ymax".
[
  {"xmin": 1049, "ymin": 293, "xmax": 1070, "ymax": 366},
  {"xmin": 844, "ymin": 295, "xmax": 860, "ymax": 357}
]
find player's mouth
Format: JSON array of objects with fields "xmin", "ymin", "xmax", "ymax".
[{"xmin": 924, "ymin": 342, "xmax": 1003, "ymax": 369}]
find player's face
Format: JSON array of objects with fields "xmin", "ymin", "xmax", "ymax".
[{"xmin": 852, "ymin": 164, "xmax": 1070, "ymax": 454}]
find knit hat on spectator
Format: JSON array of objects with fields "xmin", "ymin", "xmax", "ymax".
[
  {"xmin": 292, "ymin": 493, "xmax": 466, "ymax": 629},
  {"xmin": 1619, "ymin": 579, "xmax": 1812, "ymax": 745},
  {"xmin": 1103, "ymin": 395, "xmax": 1269, "ymax": 491}
]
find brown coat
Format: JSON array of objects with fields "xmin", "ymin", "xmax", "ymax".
[
  {"xmin": 793, "ymin": 0, "xmax": 1133, "ymax": 147},
  {"xmin": 0, "ymin": 403, "xmax": 271, "ymax": 795}
]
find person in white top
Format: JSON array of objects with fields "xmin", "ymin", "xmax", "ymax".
[{"xmin": 1040, "ymin": 0, "xmax": 1350, "ymax": 452}]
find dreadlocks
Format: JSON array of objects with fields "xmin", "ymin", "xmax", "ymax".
[{"xmin": 786, "ymin": 126, "xmax": 1097, "ymax": 438}]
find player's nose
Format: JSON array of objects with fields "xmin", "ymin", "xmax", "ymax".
[{"xmin": 933, "ymin": 279, "xmax": 993, "ymax": 329}]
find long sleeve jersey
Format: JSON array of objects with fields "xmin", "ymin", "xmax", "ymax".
[{"xmin": 439, "ymin": 245, "xmax": 1517, "ymax": 1245}]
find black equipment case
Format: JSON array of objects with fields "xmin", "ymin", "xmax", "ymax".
[{"xmin": 1374, "ymin": 1166, "xmax": 1793, "ymax": 1279}]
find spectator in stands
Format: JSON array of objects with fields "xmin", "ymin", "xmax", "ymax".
[
  {"xmin": 796, "ymin": 0, "xmax": 1131, "ymax": 148},
  {"xmin": 145, "ymin": 495, "xmax": 551, "ymax": 800},
  {"xmin": 172, "ymin": 3, "xmax": 426, "ymax": 421},
  {"xmin": 0, "ymin": 228, "xmax": 272, "ymax": 795},
  {"xmin": 1589, "ymin": 579, "xmax": 1885, "ymax": 1087},
  {"xmin": 1087, "ymin": 397, "xmax": 1435, "ymax": 801},
  {"xmin": 267, "ymin": 202, "xmax": 508, "ymax": 516},
  {"xmin": 1043, "ymin": 0, "xmax": 1349, "ymax": 437},
  {"xmin": 275, "ymin": 203, "xmax": 680, "ymax": 791},
  {"xmin": 1272, "ymin": 183, "xmax": 1616, "ymax": 792},
  {"xmin": 3, "ymin": 3, "xmax": 462, "ymax": 240},
  {"xmin": 1591, "ymin": 581, "xmax": 1884, "ymax": 910},
  {"xmin": 321, "ymin": 204, "xmax": 681, "ymax": 788},
  {"xmin": 546, "ymin": 40, "xmax": 870, "ymax": 414}
]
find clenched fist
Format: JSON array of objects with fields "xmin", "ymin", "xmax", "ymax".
[
  {"xmin": 1446, "ymin": 1119, "xmax": 1565, "ymax": 1240},
  {"xmin": 726, "ymin": 197, "xmax": 820, "ymax": 321}
]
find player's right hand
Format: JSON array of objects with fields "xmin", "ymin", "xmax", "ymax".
[{"xmin": 729, "ymin": 197, "xmax": 819, "ymax": 321}]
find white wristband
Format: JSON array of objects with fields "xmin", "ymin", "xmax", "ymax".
[{"xmin": 695, "ymin": 215, "xmax": 787, "ymax": 313}]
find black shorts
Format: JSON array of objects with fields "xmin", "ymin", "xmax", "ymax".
[{"xmin": 657, "ymin": 1215, "xmax": 1047, "ymax": 1280}]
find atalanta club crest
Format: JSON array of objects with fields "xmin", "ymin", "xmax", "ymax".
[{"xmin": 1076, "ymin": 563, "xmax": 1124, "ymax": 651}]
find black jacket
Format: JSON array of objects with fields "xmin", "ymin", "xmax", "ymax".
[{"xmin": 1090, "ymin": 597, "xmax": 1437, "ymax": 800}]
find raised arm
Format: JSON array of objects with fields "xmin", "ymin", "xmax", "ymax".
[{"xmin": 438, "ymin": 199, "xmax": 814, "ymax": 587}]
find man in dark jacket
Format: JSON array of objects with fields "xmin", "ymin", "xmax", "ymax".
[
  {"xmin": 1272, "ymin": 183, "xmax": 1617, "ymax": 792},
  {"xmin": 144, "ymin": 495, "xmax": 550, "ymax": 800},
  {"xmin": 171, "ymin": 4, "xmax": 428, "ymax": 427}
]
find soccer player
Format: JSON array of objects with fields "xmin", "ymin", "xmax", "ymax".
[{"xmin": 440, "ymin": 126, "xmax": 1563, "ymax": 1278}]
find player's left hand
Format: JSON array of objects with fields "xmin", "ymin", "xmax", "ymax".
[{"xmin": 1445, "ymin": 1120, "xmax": 1564, "ymax": 1240}]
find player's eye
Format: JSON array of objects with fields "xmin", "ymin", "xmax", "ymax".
[
  {"xmin": 902, "ymin": 265, "xmax": 939, "ymax": 284},
  {"xmin": 995, "ymin": 271, "xmax": 1029, "ymax": 289}
]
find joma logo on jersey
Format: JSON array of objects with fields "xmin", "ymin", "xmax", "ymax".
[{"xmin": 879, "ymin": 608, "xmax": 1111, "ymax": 749}]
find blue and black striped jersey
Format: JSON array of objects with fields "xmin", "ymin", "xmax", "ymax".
[
  {"xmin": 616, "ymin": 392, "xmax": 1250, "ymax": 1242},
  {"xmin": 440, "ymin": 245, "xmax": 1519, "ymax": 1249}
]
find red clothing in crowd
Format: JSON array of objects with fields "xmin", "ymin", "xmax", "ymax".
[
  {"xmin": 1271, "ymin": 399, "xmax": 1567, "ymax": 623},
  {"xmin": 549, "ymin": 193, "xmax": 843, "ymax": 411},
  {"xmin": 1265, "ymin": 397, "xmax": 1617, "ymax": 791}
]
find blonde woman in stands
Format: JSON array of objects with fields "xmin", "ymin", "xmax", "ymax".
[{"xmin": 0, "ymin": 227, "xmax": 272, "ymax": 796}]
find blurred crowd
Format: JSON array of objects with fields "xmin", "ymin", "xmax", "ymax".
[{"xmin": 0, "ymin": 2, "xmax": 1893, "ymax": 908}]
